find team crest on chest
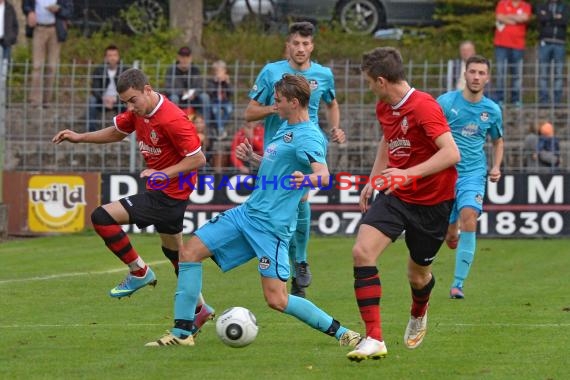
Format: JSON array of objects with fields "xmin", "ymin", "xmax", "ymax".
[
  {"xmin": 308, "ymin": 79, "xmax": 318, "ymax": 91},
  {"xmin": 283, "ymin": 132, "xmax": 293, "ymax": 143},
  {"xmin": 400, "ymin": 116, "xmax": 409, "ymax": 134},
  {"xmin": 150, "ymin": 129, "xmax": 159, "ymax": 145},
  {"xmin": 480, "ymin": 112, "xmax": 489, "ymax": 122}
]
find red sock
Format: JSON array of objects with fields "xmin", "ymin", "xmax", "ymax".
[
  {"xmin": 354, "ymin": 266, "xmax": 382, "ymax": 341},
  {"xmin": 93, "ymin": 223, "xmax": 140, "ymax": 266},
  {"xmin": 411, "ymin": 276, "xmax": 435, "ymax": 318}
]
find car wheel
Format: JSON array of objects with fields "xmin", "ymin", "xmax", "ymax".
[
  {"xmin": 338, "ymin": 0, "xmax": 385, "ymax": 34},
  {"xmin": 125, "ymin": 0, "xmax": 164, "ymax": 34}
]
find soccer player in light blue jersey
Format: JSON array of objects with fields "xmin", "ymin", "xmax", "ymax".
[
  {"xmin": 146, "ymin": 74, "xmax": 361, "ymax": 348},
  {"xmin": 437, "ymin": 55, "xmax": 504, "ymax": 299},
  {"xmin": 245, "ymin": 21, "xmax": 345, "ymax": 298}
]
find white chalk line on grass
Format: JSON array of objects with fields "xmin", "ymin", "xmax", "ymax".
[{"xmin": 0, "ymin": 260, "xmax": 169, "ymax": 285}]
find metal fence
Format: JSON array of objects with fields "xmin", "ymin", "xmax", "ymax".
[{"xmin": 1, "ymin": 58, "xmax": 569, "ymax": 175}]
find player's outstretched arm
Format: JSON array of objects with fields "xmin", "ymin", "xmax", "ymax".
[
  {"xmin": 291, "ymin": 162, "xmax": 330, "ymax": 189},
  {"xmin": 244, "ymin": 99, "xmax": 277, "ymax": 122},
  {"xmin": 52, "ymin": 126, "xmax": 126, "ymax": 145}
]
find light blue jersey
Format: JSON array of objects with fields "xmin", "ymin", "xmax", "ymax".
[
  {"xmin": 249, "ymin": 60, "xmax": 336, "ymax": 146},
  {"xmin": 245, "ymin": 120, "xmax": 327, "ymax": 240},
  {"xmin": 437, "ymin": 90, "xmax": 503, "ymax": 177}
]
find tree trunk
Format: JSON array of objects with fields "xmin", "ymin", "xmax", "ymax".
[{"xmin": 170, "ymin": 0, "xmax": 204, "ymax": 57}]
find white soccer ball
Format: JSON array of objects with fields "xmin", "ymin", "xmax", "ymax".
[{"xmin": 215, "ymin": 306, "xmax": 258, "ymax": 348}]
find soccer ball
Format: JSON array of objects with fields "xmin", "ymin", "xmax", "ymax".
[{"xmin": 215, "ymin": 306, "xmax": 258, "ymax": 348}]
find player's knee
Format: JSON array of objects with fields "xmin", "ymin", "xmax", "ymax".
[
  {"xmin": 407, "ymin": 268, "xmax": 433, "ymax": 289},
  {"xmin": 178, "ymin": 236, "xmax": 207, "ymax": 262},
  {"xmin": 263, "ymin": 288, "xmax": 288, "ymax": 312},
  {"xmin": 352, "ymin": 242, "xmax": 372, "ymax": 265},
  {"xmin": 91, "ymin": 206, "xmax": 116, "ymax": 226}
]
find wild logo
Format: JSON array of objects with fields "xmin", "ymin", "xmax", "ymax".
[{"xmin": 27, "ymin": 175, "xmax": 86, "ymax": 232}]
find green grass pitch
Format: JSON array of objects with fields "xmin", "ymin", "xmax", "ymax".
[{"xmin": 1, "ymin": 234, "xmax": 568, "ymax": 379}]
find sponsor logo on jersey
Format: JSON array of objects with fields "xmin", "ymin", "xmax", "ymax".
[
  {"xmin": 28, "ymin": 175, "xmax": 86, "ymax": 232},
  {"xmin": 461, "ymin": 123, "xmax": 479, "ymax": 137},
  {"xmin": 265, "ymin": 143, "xmax": 278, "ymax": 157}
]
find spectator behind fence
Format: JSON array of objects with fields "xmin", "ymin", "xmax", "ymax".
[
  {"xmin": 22, "ymin": 0, "xmax": 73, "ymax": 108},
  {"xmin": 207, "ymin": 60, "xmax": 233, "ymax": 139},
  {"xmin": 537, "ymin": 121, "xmax": 561, "ymax": 170},
  {"xmin": 536, "ymin": 0, "xmax": 569, "ymax": 106},
  {"xmin": 164, "ymin": 46, "xmax": 211, "ymax": 127},
  {"xmin": 230, "ymin": 120, "xmax": 264, "ymax": 174},
  {"xmin": 189, "ymin": 113, "xmax": 210, "ymax": 153},
  {"xmin": 0, "ymin": 0, "xmax": 19, "ymax": 61},
  {"xmin": 453, "ymin": 41, "xmax": 476, "ymax": 91},
  {"xmin": 522, "ymin": 122, "xmax": 539, "ymax": 169},
  {"xmin": 493, "ymin": 0, "xmax": 531, "ymax": 107},
  {"xmin": 87, "ymin": 45, "xmax": 128, "ymax": 132}
]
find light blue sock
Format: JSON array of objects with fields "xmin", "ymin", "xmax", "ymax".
[
  {"xmin": 283, "ymin": 294, "xmax": 339, "ymax": 333},
  {"xmin": 452, "ymin": 231, "xmax": 476, "ymax": 289},
  {"xmin": 172, "ymin": 262, "xmax": 202, "ymax": 337},
  {"xmin": 294, "ymin": 201, "xmax": 310, "ymax": 263}
]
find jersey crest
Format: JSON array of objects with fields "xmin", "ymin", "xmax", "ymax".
[
  {"xmin": 150, "ymin": 129, "xmax": 159, "ymax": 145},
  {"xmin": 283, "ymin": 132, "xmax": 293, "ymax": 143},
  {"xmin": 401, "ymin": 116, "xmax": 409, "ymax": 135},
  {"xmin": 308, "ymin": 79, "xmax": 318, "ymax": 91}
]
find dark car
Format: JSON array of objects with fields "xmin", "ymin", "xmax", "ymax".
[
  {"xmin": 230, "ymin": 0, "xmax": 438, "ymax": 35},
  {"xmin": 71, "ymin": 0, "xmax": 168, "ymax": 36}
]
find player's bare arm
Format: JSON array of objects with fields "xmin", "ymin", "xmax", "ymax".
[
  {"xmin": 360, "ymin": 137, "xmax": 388, "ymax": 212},
  {"xmin": 402, "ymin": 131, "xmax": 460, "ymax": 179},
  {"xmin": 489, "ymin": 137, "xmax": 504, "ymax": 183},
  {"xmin": 325, "ymin": 99, "xmax": 346, "ymax": 144},
  {"xmin": 244, "ymin": 99, "xmax": 278, "ymax": 122},
  {"xmin": 140, "ymin": 151, "xmax": 207, "ymax": 179},
  {"xmin": 291, "ymin": 162, "xmax": 330, "ymax": 189},
  {"xmin": 52, "ymin": 126, "xmax": 126, "ymax": 145},
  {"xmin": 235, "ymin": 138, "xmax": 262, "ymax": 168}
]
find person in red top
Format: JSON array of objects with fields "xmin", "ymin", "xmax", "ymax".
[
  {"xmin": 230, "ymin": 120, "xmax": 264, "ymax": 173},
  {"xmin": 346, "ymin": 47, "xmax": 460, "ymax": 362},
  {"xmin": 52, "ymin": 68, "xmax": 215, "ymax": 336},
  {"xmin": 493, "ymin": 0, "xmax": 532, "ymax": 105}
]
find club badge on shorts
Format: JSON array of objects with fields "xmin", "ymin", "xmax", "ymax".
[{"xmin": 259, "ymin": 257, "xmax": 270, "ymax": 270}]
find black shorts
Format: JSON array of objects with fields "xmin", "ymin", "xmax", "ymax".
[
  {"xmin": 119, "ymin": 190, "xmax": 189, "ymax": 234},
  {"xmin": 361, "ymin": 192, "xmax": 453, "ymax": 266}
]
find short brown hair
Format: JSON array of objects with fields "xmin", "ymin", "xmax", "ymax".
[
  {"xmin": 274, "ymin": 74, "xmax": 311, "ymax": 108},
  {"xmin": 117, "ymin": 68, "xmax": 149, "ymax": 93},
  {"xmin": 465, "ymin": 54, "xmax": 491, "ymax": 72},
  {"xmin": 361, "ymin": 47, "xmax": 406, "ymax": 83}
]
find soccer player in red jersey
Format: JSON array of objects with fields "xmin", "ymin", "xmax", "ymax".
[
  {"xmin": 52, "ymin": 68, "xmax": 214, "ymax": 335},
  {"xmin": 346, "ymin": 47, "xmax": 460, "ymax": 362}
]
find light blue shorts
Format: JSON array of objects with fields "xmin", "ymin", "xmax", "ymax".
[
  {"xmin": 195, "ymin": 205, "xmax": 290, "ymax": 281},
  {"xmin": 449, "ymin": 175, "xmax": 486, "ymax": 224}
]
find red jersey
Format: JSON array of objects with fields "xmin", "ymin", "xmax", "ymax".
[
  {"xmin": 494, "ymin": 0, "xmax": 532, "ymax": 50},
  {"xmin": 114, "ymin": 94, "xmax": 202, "ymax": 200},
  {"xmin": 376, "ymin": 88, "xmax": 457, "ymax": 205}
]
